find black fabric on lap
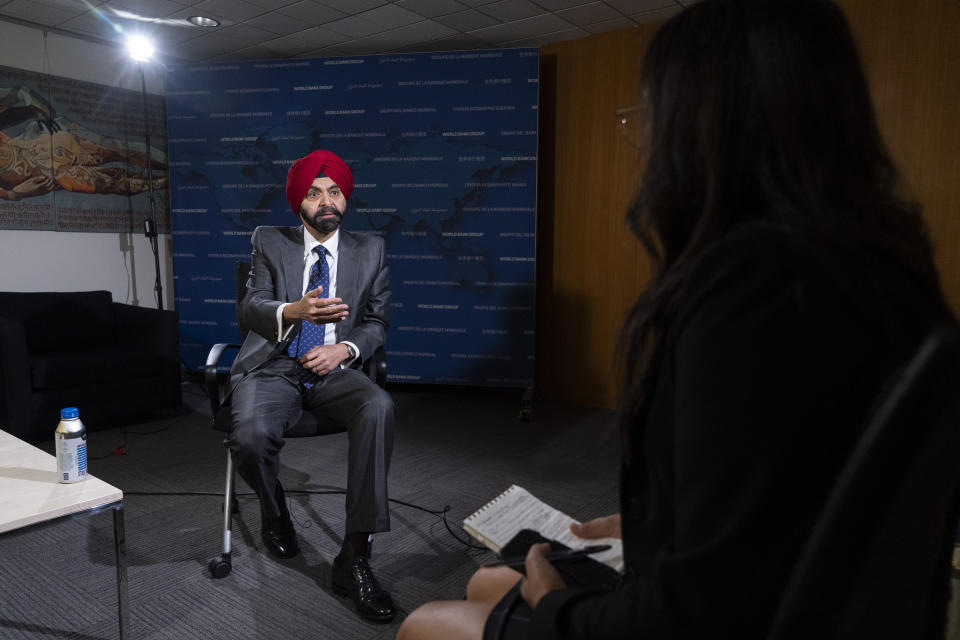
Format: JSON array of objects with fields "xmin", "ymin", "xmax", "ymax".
[
  {"xmin": 499, "ymin": 529, "xmax": 621, "ymax": 587},
  {"xmin": 483, "ymin": 529, "xmax": 621, "ymax": 640}
]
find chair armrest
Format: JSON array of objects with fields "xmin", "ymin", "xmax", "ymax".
[
  {"xmin": 205, "ymin": 343, "xmax": 240, "ymax": 418},
  {"xmin": 0, "ymin": 316, "xmax": 33, "ymax": 436}
]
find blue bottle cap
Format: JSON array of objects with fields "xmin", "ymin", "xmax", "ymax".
[{"xmin": 61, "ymin": 407, "xmax": 79, "ymax": 419}]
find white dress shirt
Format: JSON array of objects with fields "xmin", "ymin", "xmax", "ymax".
[{"xmin": 276, "ymin": 228, "xmax": 359, "ymax": 367}]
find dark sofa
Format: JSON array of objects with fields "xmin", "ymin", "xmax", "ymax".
[{"xmin": 0, "ymin": 290, "xmax": 181, "ymax": 443}]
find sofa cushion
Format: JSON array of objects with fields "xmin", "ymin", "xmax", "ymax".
[
  {"xmin": 0, "ymin": 291, "xmax": 115, "ymax": 354},
  {"xmin": 30, "ymin": 348, "xmax": 163, "ymax": 390}
]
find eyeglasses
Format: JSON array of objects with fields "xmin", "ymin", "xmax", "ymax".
[{"xmin": 615, "ymin": 104, "xmax": 646, "ymax": 150}]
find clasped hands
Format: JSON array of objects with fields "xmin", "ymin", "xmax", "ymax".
[
  {"xmin": 7, "ymin": 174, "xmax": 55, "ymax": 200},
  {"xmin": 283, "ymin": 285, "xmax": 351, "ymax": 377},
  {"xmin": 520, "ymin": 513, "xmax": 622, "ymax": 609}
]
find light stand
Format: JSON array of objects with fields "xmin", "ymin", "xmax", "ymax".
[{"xmin": 136, "ymin": 61, "xmax": 163, "ymax": 311}]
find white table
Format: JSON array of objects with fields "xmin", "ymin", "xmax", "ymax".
[{"xmin": 0, "ymin": 429, "xmax": 128, "ymax": 638}]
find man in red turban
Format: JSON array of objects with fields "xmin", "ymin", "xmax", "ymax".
[{"xmin": 223, "ymin": 149, "xmax": 395, "ymax": 622}]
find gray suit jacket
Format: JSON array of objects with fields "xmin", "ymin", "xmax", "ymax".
[{"xmin": 225, "ymin": 225, "xmax": 390, "ymax": 400}]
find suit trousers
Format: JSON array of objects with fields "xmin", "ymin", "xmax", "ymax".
[{"xmin": 226, "ymin": 355, "xmax": 394, "ymax": 534}]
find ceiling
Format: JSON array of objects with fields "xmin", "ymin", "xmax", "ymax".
[{"xmin": 0, "ymin": 0, "xmax": 685, "ymax": 63}]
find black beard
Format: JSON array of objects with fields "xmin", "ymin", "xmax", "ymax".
[{"xmin": 301, "ymin": 204, "xmax": 343, "ymax": 235}]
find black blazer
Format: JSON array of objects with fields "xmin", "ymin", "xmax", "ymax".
[{"xmin": 530, "ymin": 224, "xmax": 949, "ymax": 639}]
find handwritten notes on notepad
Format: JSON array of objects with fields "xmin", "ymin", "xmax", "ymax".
[{"xmin": 462, "ymin": 484, "xmax": 624, "ymax": 572}]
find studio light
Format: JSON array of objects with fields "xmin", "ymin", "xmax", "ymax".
[
  {"xmin": 126, "ymin": 34, "xmax": 154, "ymax": 62},
  {"xmin": 126, "ymin": 34, "xmax": 163, "ymax": 310}
]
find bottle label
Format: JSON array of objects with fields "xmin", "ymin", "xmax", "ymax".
[{"xmin": 57, "ymin": 435, "xmax": 88, "ymax": 483}]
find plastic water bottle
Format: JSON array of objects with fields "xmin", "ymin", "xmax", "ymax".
[{"xmin": 55, "ymin": 407, "xmax": 88, "ymax": 483}]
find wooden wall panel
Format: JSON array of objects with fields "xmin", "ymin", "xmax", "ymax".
[
  {"xmin": 537, "ymin": 27, "xmax": 652, "ymax": 408},
  {"xmin": 536, "ymin": 2, "xmax": 959, "ymax": 408},
  {"xmin": 838, "ymin": 0, "xmax": 960, "ymax": 314}
]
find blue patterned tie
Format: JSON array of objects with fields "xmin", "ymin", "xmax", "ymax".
[{"xmin": 287, "ymin": 244, "xmax": 329, "ymax": 386}]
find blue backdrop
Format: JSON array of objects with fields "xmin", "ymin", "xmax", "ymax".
[{"xmin": 166, "ymin": 49, "xmax": 538, "ymax": 386}]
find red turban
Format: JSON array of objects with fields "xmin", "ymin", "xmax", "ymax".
[{"xmin": 285, "ymin": 149, "xmax": 353, "ymax": 214}]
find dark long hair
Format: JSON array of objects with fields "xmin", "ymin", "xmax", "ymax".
[{"xmin": 620, "ymin": 0, "xmax": 938, "ymax": 427}]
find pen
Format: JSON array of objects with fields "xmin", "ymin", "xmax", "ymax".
[{"xmin": 482, "ymin": 544, "xmax": 612, "ymax": 568}]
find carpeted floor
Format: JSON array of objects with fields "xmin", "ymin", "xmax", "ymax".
[{"xmin": 0, "ymin": 381, "xmax": 621, "ymax": 639}]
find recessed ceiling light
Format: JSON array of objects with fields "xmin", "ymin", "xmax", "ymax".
[{"xmin": 188, "ymin": 16, "xmax": 219, "ymax": 27}]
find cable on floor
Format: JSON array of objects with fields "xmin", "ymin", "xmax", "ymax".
[
  {"xmin": 122, "ymin": 488, "xmax": 488, "ymax": 551},
  {"xmin": 90, "ymin": 423, "xmax": 171, "ymax": 460}
]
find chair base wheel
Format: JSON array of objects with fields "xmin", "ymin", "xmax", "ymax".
[{"xmin": 208, "ymin": 556, "xmax": 232, "ymax": 578}]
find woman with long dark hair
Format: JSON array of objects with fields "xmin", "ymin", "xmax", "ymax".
[{"xmin": 397, "ymin": 0, "xmax": 952, "ymax": 637}]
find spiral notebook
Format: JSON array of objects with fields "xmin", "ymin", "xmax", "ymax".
[{"xmin": 463, "ymin": 484, "xmax": 624, "ymax": 573}]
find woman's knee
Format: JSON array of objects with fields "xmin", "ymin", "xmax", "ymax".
[
  {"xmin": 466, "ymin": 566, "xmax": 522, "ymax": 603},
  {"xmin": 396, "ymin": 602, "xmax": 443, "ymax": 640},
  {"xmin": 397, "ymin": 601, "xmax": 491, "ymax": 640}
]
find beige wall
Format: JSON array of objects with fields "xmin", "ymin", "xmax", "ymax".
[
  {"xmin": 0, "ymin": 20, "xmax": 173, "ymax": 309},
  {"xmin": 536, "ymin": 0, "xmax": 960, "ymax": 408}
]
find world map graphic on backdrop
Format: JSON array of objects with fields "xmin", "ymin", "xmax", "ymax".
[
  {"xmin": 166, "ymin": 49, "xmax": 539, "ymax": 387},
  {"xmin": 0, "ymin": 64, "xmax": 168, "ymax": 233}
]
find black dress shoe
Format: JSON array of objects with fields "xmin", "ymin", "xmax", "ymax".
[
  {"xmin": 261, "ymin": 482, "xmax": 299, "ymax": 559},
  {"xmin": 261, "ymin": 522, "xmax": 299, "ymax": 559},
  {"xmin": 331, "ymin": 554, "xmax": 395, "ymax": 622}
]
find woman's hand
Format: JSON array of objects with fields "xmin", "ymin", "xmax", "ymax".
[
  {"xmin": 521, "ymin": 542, "xmax": 566, "ymax": 609},
  {"xmin": 570, "ymin": 513, "xmax": 621, "ymax": 539}
]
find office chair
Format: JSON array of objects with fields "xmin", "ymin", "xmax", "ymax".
[
  {"xmin": 204, "ymin": 260, "xmax": 387, "ymax": 578},
  {"xmin": 768, "ymin": 324, "xmax": 960, "ymax": 639}
]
